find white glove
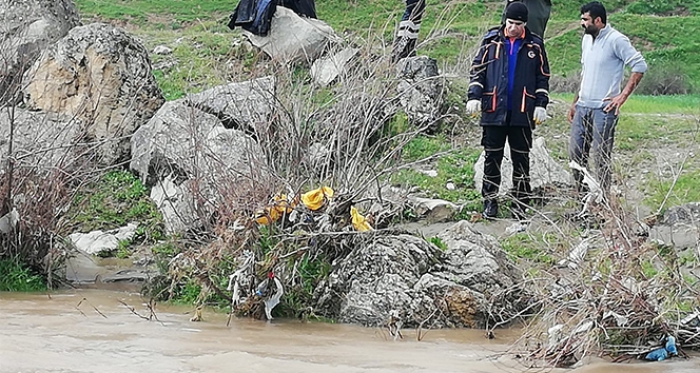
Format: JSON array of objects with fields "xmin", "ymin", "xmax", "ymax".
[
  {"xmin": 533, "ymin": 106, "xmax": 547, "ymax": 124},
  {"xmin": 466, "ymin": 100, "xmax": 481, "ymax": 116}
]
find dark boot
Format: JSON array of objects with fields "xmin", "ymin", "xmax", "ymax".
[
  {"xmin": 483, "ymin": 199, "xmax": 498, "ymax": 219},
  {"xmin": 391, "ymin": 37, "xmax": 417, "ymax": 62}
]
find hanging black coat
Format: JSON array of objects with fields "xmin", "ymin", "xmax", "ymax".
[
  {"xmin": 280, "ymin": 0, "xmax": 317, "ymax": 19},
  {"xmin": 228, "ymin": 0, "xmax": 278, "ymax": 36}
]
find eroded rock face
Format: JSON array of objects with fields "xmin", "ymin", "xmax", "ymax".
[
  {"xmin": 23, "ymin": 22, "xmax": 164, "ymax": 165},
  {"xmin": 0, "ymin": 0, "xmax": 81, "ymax": 104},
  {"xmin": 130, "ymin": 100, "xmax": 269, "ymax": 233},
  {"xmin": 314, "ymin": 222, "xmax": 525, "ymax": 328}
]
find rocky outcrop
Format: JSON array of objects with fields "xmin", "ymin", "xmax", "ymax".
[
  {"xmin": 23, "ymin": 22, "xmax": 164, "ymax": 165},
  {"xmin": 130, "ymin": 99, "xmax": 269, "ymax": 233},
  {"xmin": 0, "ymin": 108, "xmax": 81, "ymax": 172},
  {"xmin": 314, "ymin": 221, "xmax": 525, "ymax": 328},
  {"xmin": 186, "ymin": 76, "xmax": 276, "ymax": 137},
  {"xmin": 0, "ymin": 0, "xmax": 80, "ymax": 104}
]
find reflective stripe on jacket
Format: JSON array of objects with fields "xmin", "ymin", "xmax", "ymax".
[{"xmin": 467, "ymin": 26, "xmax": 550, "ymax": 128}]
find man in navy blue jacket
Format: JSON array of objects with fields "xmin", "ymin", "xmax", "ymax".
[{"xmin": 466, "ymin": 2, "xmax": 551, "ymax": 219}]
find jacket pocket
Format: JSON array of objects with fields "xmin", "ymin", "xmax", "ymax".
[
  {"xmin": 520, "ymin": 87, "xmax": 536, "ymax": 113},
  {"xmin": 482, "ymin": 87, "xmax": 497, "ymax": 113}
]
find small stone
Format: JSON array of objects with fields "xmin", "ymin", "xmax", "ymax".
[{"xmin": 153, "ymin": 45, "xmax": 172, "ymax": 55}]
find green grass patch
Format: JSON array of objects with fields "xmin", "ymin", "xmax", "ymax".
[
  {"xmin": 64, "ymin": 170, "xmax": 165, "ymax": 254},
  {"xmin": 392, "ymin": 144, "xmax": 481, "ymax": 204},
  {"xmin": 551, "ymin": 94, "xmax": 700, "ymax": 114},
  {"xmin": 500, "ymin": 233, "xmax": 557, "ymax": 265},
  {"xmin": 643, "ymin": 169, "xmax": 700, "ymax": 212},
  {"xmin": 428, "ymin": 236, "xmax": 448, "ymax": 251},
  {"xmin": 0, "ymin": 258, "xmax": 46, "ymax": 292},
  {"xmin": 74, "ymin": 0, "xmax": 233, "ymax": 23},
  {"xmin": 401, "ymin": 135, "xmax": 452, "ymax": 161}
]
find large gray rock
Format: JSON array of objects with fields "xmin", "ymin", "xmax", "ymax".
[
  {"xmin": 0, "ymin": 108, "xmax": 81, "ymax": 171},
  {"xmin": 310, "ymin": 47, "xmax": 359, "ymax": 87},
  {"xmin": 243, "ymin": 6, "xmax": 337, "ymax": 63},
  {"xmin": 314, "ymin": 222, "xmax": 524, "ymax": 328},
  {"xmin": 0, "ymin": 0, "xmax": 80, "ymax": 104},
  {"xmin": 651, "ymin": 202, "xmax": 700, "ymax": 252},
  {"xmin": 314, "ymin": 234, "xmax": 441, "ymax": 327},
  {"xmin": 23, "ymin": 22, "xmax": 165, "ymax": 166},
  {"xmin": 130, "ymin": 100, "xmax": 268, "ymax": 233},
  {"xmin": 474, "ymin": 136, "xmax": 572, "ymax": 196},
  {"xmin": 396, "ymin": 56, "xmax": 446, "ymax": 130},
  {"xmin": 432, "ymin": 221, "xmax": 521, "ymax": 296},
  {"xmin": 186, "ymin": 76, "xmax": 275, "ymax": 137}
]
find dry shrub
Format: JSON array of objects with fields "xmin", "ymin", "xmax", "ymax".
[
  {"xmin": 508, "ymin": 195, "xmax": 700, "ymax": 367},
  {"xmin": 0, "ymin": 168, "xmax": 73, "ymax": 287}
]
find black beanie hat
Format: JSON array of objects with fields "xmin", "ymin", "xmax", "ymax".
[{"xmin": 505, "ymin": 2, "xmax": 528, "ymax": 23}]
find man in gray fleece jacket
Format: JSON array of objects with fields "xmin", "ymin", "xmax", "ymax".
[{"xmin": 567, "ymin": 1, "xmax": 647, "ymax": 196}]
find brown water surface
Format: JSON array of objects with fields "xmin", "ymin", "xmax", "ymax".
[{"xmin": 0, "ymin": 290, "xmax": 697, "ymax": 373}]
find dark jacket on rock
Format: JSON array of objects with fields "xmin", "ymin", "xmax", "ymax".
[
  {"xmin": 228, "ymin": 0, "xmax": 316, "ymax": 36},
  {"xmin": 229, "ymin": 0, "xmax": 278, "ymax": 36},
  {"xmin": 467, "ymin": 26, "xmax": 550, "ymax": 128}
]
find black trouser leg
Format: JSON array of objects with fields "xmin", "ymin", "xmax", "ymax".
[
  {"xmin": 508, "ymin": 126, "xmax": 533, "ymax": 205},
  {"xmin": 481, "ymin": 126, "xmax": 508, "ymax": 199}
]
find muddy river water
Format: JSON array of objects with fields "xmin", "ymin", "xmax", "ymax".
[{"xmin": 0, "ymin": 289, "xmax": 698, "ymax": 373}]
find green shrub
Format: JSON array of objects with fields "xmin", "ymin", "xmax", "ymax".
[
  {"xmin": 0, "ymin": 258, "xmax": 46, "ymax": 292},
  {"xmin": 428, "ymin": 236, "xmax": 448, "ymax": 251}
]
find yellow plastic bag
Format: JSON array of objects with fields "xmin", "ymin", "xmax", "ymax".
[
  {"xmin": 351, "ymin": 206, "xmax": 372, "ymax": 232},
  {"xmin": 300, "ymin": 186, "xmax": 334, "ymax": 211},
  {"xmin": 255, "ymin": 194, "xmax": 293, "ymax": 225}
]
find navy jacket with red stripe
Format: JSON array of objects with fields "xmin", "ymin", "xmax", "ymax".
[{"xmin": 467, "ymin": 26, "xmax": 550, "ymax": 128}]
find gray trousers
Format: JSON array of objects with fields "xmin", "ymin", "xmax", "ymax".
[{"xmin": 569, "ymin": 105, "xmax": 619, "ymax": 193}]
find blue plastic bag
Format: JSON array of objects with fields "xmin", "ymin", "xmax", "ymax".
[
  {"xmin": 644, "ymin": 335, "xmax": 677, "ymax": 361},
  {"xmin": 644, "ymin": 347, "xmax": 668, "ymax": 361}
]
